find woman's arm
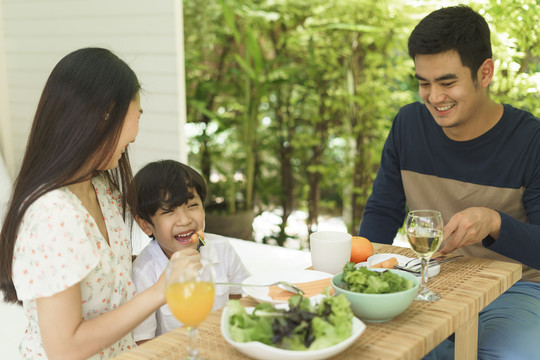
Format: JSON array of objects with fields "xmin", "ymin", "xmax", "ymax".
[
  {"xmin": 37, "ymin": 249, "xmax": 201, "ymax": 359},
  {"xmin": 37, "ymin": 277, "xmax": 165, "ymax": 360}
]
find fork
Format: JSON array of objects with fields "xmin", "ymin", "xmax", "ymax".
[
  {"xmin": 404, "ymin": 255, "xmax": 464, "ymax": 272},
  {"xmin": 392, "ymin": 265, "xmax": 422, "ymax": 274},
  {"xmin": 216, "ymin": 281, "xmax": 305, "ymax": 295}
]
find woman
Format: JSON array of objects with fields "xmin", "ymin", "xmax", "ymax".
[{"xmin": 0, "ymin": 48, "xmax": 195, "ymax": 359}]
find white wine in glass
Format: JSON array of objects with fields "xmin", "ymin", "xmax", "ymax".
[
  {"xmin": 165, "ymin": 258, "xmax": 215, "ymax": 360},
  {"xmin": 405, "ymin": 210, "xmax": 443, "ymax": 301}
]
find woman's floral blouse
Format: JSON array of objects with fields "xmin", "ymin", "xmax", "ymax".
[{"xmin": 12, "ymin": 174, "xmax": 136, "ymax": 359}]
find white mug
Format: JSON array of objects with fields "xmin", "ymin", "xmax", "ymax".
[{"xmin": 310, "ymin": 231, "xmax": 352, "ymax": 274}]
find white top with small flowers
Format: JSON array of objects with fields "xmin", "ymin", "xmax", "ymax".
[{"xmin": 12, "ymin": 174, "xmax": 136, "ymax": 359}]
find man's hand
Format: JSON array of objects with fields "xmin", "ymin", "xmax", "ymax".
[{"xmin": 439, "ymin": 207, "xmax": 501, "ymax": 255}]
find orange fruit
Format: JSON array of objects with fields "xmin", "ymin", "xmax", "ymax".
[{"xmin": 350, "ymin": 236, "xmax": 373, "ymax": 263}]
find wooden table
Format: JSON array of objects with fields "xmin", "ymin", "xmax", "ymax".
[{"xmin": 114, "ymin": 244, "xmax": 521, "ymax": 360}]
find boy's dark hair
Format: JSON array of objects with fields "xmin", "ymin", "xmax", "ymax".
[
  {"xmin": 129, "ymin": 160, "xmax": 207, "ymax": 225},
  {"xmin": 408, "ymin": 5, "xmax": 492, "ymax": 83}
]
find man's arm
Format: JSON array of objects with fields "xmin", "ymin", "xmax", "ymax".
[
  {"xmin": 442, "ymin": 207, "xmax": 540, "ymax": 270},
  {"xmin": 441, "ymin": 167, "xmax": 540, "ymax": 272},
  {"xmin": 487, "ymin": 212, "xmax": 540, "ymax": 270},
  {"xmin": 358, "ymin": 117, "xmax": 407, "ymax": 244}
]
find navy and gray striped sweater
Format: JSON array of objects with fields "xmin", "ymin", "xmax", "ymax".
[{"xmin": 359, "ymin": 102, "xmax": 540, "ymax": 282}]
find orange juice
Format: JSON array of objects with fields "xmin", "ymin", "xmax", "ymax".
[{"xmin": 166, "ymin": 281, "xmax": 215, "ymax": 326}]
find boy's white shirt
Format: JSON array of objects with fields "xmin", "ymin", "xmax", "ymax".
[{"xmin": 131, "ymin": 233, "xmax": 249, "ymax": 341}]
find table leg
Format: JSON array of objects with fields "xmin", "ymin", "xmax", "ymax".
[{"xmin": 454, "ymin": 314, "xmax": 478, "ymax": 360}]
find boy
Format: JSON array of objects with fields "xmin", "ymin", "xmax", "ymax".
[{"xmin": 129, "ymin": 159, "xmax": 249, "ymax": 343}]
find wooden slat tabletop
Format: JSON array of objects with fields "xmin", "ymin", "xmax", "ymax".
[{"xmin": 114, "ymin": 244, "xmax": 522, "ymax": 360}]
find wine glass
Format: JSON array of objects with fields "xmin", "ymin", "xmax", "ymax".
[
  {"xmin": 165, "ymin": 257, "xmax": 215, "ymax": 360},
  {"xmin": 405, "ymin": 210, "xmax": 443, "ymax": 301}
]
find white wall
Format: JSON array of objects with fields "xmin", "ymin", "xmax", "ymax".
[
  {"xmin": 0, "ymin": 0, "xmax": 14, "ymax": 179},
  {"xmin": 0, "ymin": 0, "xmax": 187, "ymax": 176}
]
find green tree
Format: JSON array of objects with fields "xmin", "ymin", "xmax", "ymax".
[
  {"xmin": 183, "ymin": 0, "xmax": 540, "ymax": 246},
  {"xmin": 485, "ymin": 0, "xmax": 540, "ymax": 114}
]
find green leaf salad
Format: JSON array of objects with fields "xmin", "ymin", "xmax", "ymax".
[
  {"xmin": 226, "ymin": 289, "xmax": 353, "ymax": 351},
  {"xmin": 340, "ymin": 262, "xmax": 414, "ymax": 294}
]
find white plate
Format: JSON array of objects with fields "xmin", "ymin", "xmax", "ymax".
[
  {"xmin": 221, "ymin": 305, "xmax": 366, "ymax": 360},
  {"xmin": 242, "ymin": 270, "xmax": 333, "ymax": 305},
  {"xmin": 355, "ymin": 253, "xmax": 440, "ymax": 278}
]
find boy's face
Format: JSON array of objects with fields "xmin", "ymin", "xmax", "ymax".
[
  {"xmin": 414, "ymin": 50, "xmax": 492, "ymax": 141},
  {"xmin": 137, "ymin": 190, "xmax": 205, "ymax": 258}
]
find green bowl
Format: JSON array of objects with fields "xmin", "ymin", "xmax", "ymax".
[{"xmin": 331, "ymin": 269, "xmax": 419, "ymax": 322}]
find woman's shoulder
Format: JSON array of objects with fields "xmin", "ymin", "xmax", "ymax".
[
  {"xmin": 14, "ymin": 188, "xmax": 100, "ymax": 299},
  {"xmin": 18, "ymin": 188, "xmax": 88, "ymax": 244},
  {"xmin": 19, "ymin": 187, "xmax": 90, "ymax": 244},
  {"xmin": 26, "ymin": 187, "xmax": 80, "ymax": 217}
]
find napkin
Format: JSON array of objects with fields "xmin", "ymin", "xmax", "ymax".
[{"xmin": 268, "ymin": 278, "xmax": 334, "ymax": 301}]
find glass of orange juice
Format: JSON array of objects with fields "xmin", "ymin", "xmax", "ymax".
[{"xmin": 165, "ymin": 257, "xmax": 215, "ymax": 359}]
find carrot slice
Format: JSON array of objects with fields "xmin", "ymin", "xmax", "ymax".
[
  {"xmin": 190, "ymin": 230, "xmax": 205, "ymax": 244},
  {"xmin": 267, "ymin": 278, "xmax": 334, "ymax": 301},
  {"xmin": 370, "ymin": 257, "xmax": 398, "ymax": 269}
]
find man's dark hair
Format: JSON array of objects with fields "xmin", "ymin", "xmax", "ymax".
[
  {"xmin": 128, "ymin": 159, "xmax": 207, "ymax": 225},
  {"xmin": 408, "ymin": 5, "xmax": 492, "ymax": 82}
]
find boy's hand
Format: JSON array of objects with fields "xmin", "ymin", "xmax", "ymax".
[
  {"xmin": 167, "ymin": 249, "xmax": 203, "ymax": 285},
  {"xmin": 170, "ymin": 248, "xmax": 202, "ymax": 266},
  {"xmin": 155, "ymin": 248, "xmax": 202, "ymax": 304}
]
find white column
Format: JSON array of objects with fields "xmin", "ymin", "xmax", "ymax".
[
  {"xmin": 0, "ymin": 0, "xmax": 14, "ymax": 179},
  {"xmin": 174, "ymin": 0, "xmax": 188, "ymax": 164}
]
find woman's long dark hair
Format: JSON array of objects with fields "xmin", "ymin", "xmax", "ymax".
[{"xmin": 0, "ymin": 48, "xmax": 140, "ymax": 303}]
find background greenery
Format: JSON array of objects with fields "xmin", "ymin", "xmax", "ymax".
[{"xmin": 182, "ymin": 0, "xmax": 540, "ymax": 246}]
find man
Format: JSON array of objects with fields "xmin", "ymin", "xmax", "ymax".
[{"xmin": 358, "ymin": 5, "xmax": 540, "ymax": 359}]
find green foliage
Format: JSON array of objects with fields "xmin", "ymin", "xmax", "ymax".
[
  {"xmin": 183, "ymin": 0, "xmax": 540, "ymax": 244},
  {"xmin": 483, "ymin": 0, "xmax": 540, "ymax": 114}
]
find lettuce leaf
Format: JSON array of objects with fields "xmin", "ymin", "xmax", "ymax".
[
  {"xmin": 310, "ymin": 288, "xmax": 352, "ymax": 349},
  {"xmin": 342, "ymin": 262, "xmax": 414, "ymax": 293},
  {"xmin": 226, "ymin": 290, "xmax": 353, "ymax": 351},
  {"xmin": 227, "ymin": 300, "xmax": 274, "ymax": 345}
]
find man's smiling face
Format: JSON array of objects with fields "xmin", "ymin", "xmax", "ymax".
[{"xmin": 415, "ymin": 50, "xmax": 488, "ymax": 139}]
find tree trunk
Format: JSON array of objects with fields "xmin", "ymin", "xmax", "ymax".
[
  {"xmin": 307, "ymin": 171, "xmax": 321, "ymax": 234},
  {"xmin": 307, "ymin": 91, "xmax": 329, "ymax": 234},
  {"xmin": 276, "ymin": 88, "xmax": 295, "ymax": 246},
  {"xmin": 197, "ymin": 43, "xmax": 230, "ymax": 182},
  {"xmin": 352, "ymin": 132, "xmax": 366, "ymax": 233},
  {"xmin": 244, "ymin": 80, "xmax": 261, "ymax": 212}
]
